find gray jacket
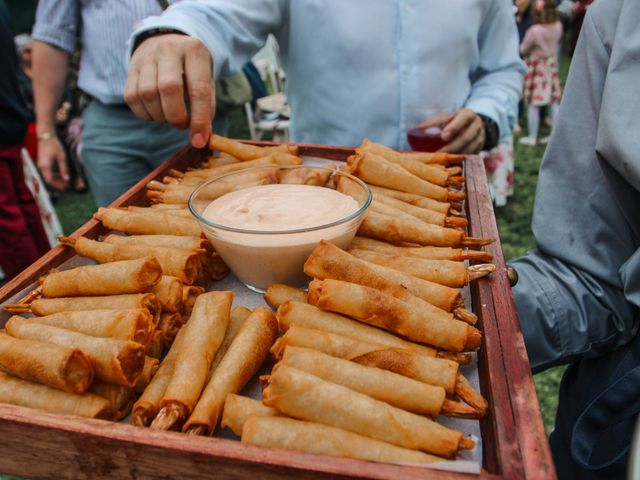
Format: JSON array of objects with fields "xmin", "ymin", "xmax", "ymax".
[{"xmin": 512, "ymin": 0, "xmax": 640, "ymax": 374}]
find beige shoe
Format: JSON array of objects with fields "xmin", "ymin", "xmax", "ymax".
[{"xmin": 518, "ymin": 136, "xmax": 537, "ymax": 146}]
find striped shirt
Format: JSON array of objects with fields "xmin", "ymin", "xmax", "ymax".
[{"xmin": 32, "ymin": 0, "xmax": 179, "ymax": 105}]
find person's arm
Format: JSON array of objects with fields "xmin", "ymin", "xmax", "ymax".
[
  {"xmin": 31, "ymin": 0, "xmax": 78, "ymax": 190},
  {"xmin": 511, "ymin": 3, "xmax": 640, "ymax": 372},
  {"xmin": 519, "ymin": 27, "xmax": 535, "ymax": 56},
  {"xmin": 125, "ymin": 0, "xmax": 286, "ymax": 148},
  {"xmin": 32, "ymin": 41, "xmax": 70, "ymax": 189},
  {"xmin": 460, "ymin": 0, "xmax": 526, "ymax": 145}
]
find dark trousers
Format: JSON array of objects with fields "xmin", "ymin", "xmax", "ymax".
[{"xmin": 0, "ymin": 144, "xmax": 50, "ymax": 279}]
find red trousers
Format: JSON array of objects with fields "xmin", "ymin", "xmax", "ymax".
[{"xmin": 0, "ymin": 144, "xmax": 50, "ymax": 280}]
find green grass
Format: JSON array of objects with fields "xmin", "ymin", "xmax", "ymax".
[{"xmin": 498, "ymin": 132, "xmax": 566, "ymax": 434}]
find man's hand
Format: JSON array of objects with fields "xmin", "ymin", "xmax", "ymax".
[
  {"xmin": 37, "ymin": 137, "xmax": 69, "ymax": 190},
  {"xmin": 125, "ymin": 34, "xmax": 215, "ymax": 149},
  {"xmin": 419, "ymin": 108, "xmax": 485, "ymax": 154}
]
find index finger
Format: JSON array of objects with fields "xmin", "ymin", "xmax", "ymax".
[{"xmin": 184, "ymin": 44, "xmax": 214, "ymax": 148}]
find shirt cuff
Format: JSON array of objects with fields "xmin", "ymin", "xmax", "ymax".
[
  {"xmin": 31, "ymin": 27, "xmax": 76, "ymax": 54},
  {"xmin": 465, "ymin": 97, "xmax": 514, "ymax": 144},
  {"xmin": 126, "ymin": 11, "xmax": 229, "ymax": 78}
]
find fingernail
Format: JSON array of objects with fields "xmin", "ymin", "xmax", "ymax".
[{"xmin": 191, "ymin": 133, "xmax": 205, "ymax": 148}]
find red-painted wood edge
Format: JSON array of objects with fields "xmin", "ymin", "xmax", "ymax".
[{"xmin": 466, "ymin": 155, "xmax": 556, "ymax": 480}]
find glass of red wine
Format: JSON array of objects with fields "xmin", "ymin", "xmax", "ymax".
[{"xmin": 405, "ymin": 104, "xmax": 456, "ymax": 152}]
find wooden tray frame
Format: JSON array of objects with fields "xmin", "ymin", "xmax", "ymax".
[{"xmin": 0, "ymin": 142, "xmax": 555, "ymax": 480}]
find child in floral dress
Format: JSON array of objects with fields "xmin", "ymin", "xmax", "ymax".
[{"xmin": 519, "ymin": 0, "xmax": 563, "ymax": 146}]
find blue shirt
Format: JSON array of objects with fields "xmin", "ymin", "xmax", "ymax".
[
  {"xmin": 32, "ymin": 0, "xmax": 180, "ymax": 105},
  {"xmin": 133, "ymin": 0, "xmax": 525, "ymax": 149}
]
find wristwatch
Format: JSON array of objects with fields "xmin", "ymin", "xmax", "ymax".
[
  {"xmin": 132, "ymin": 27, "xmax": 186, "ymax": 52},
  {"xmin": 478, "ymin": 114, "xmax": 499, "ymax": 151}
]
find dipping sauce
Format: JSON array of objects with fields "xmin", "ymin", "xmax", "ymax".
[
  {"xmin": 203, "ymin": 184, "xmax": 359, "ymax": 231},
  {"xmin": 200, "ymin": 183, "xmax": 362, "ymax": 292}
]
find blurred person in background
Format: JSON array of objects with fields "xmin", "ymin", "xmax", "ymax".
[
  {"xmin": 511, "ymin": 0, "xmax": 640, "ymax": 477},
  {"xmin": 518, "ymin": 0, "xmax": 563, "ymax": 146},
  {"xmin": 31, "ymin": 0, "xmax": 189, "ymax": 207},
  {"xmin": 123, "ymin": 0, "xmax": 525, "ymax": 158},
  {"xmin": 14, "ymin": 33, "xmax": 87, "ymax": 197},
  {"xmin": 0, "ymin": 0, "xmax": 51, "ymax": 280}
]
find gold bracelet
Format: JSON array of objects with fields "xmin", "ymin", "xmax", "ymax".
[{"xmin": 37, "ymin": 131, "xmax": 56, "ymax": 141}]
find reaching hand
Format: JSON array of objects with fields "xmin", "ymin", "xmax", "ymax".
[
  {"xmin": 431, "ymin": 108, "xmax": 486, "ymax": 154},
  {"xmin": 125, "ymin": 34, "xmax": 215, "ymax": 149},
  {"xmin": 37, "ymin": 136, "xmax": 69, "ymax": 190}
]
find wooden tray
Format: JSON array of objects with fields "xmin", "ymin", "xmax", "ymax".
[{"xmin": 0, "ymin": 143, "xmax": 555, "ymax": 480}]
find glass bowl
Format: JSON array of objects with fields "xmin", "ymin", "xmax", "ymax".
[{"xmin": 188, "ymin": 164, "xmax": 372, "ymax": 293}]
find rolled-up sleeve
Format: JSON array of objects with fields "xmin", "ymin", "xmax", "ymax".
[
  {"xmin": 465, "ymin": 1, "xmax": 526, "ymax": 142},
  {"xmin": 128, "ymin": 0, "xmax": 286, "ymax": 78},
  {"xmin": 31, "ymin": 0, "xmax": 79, "ymax": 54}
]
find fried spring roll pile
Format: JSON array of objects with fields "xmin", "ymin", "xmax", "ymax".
[
  {"xmin": 235, "ymin": 142, "xmax": 496, "ymax": 463},
  {"xmin": 0, "ymin": 257, "xmax": 209, "ymax": 420},
  {"xmin": 0, "ymin": 135, "xmax": 494, "ymax": 470},
  {"xmin": 143, "ymin": 136, "xmax": 305, "ymax": 206}
]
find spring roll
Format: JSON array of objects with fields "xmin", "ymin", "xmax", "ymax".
[
  {"xmin": 69, "ymin": 237, "xmax": 200, "ymax": 285},
  {"xmin": 368, "ymin": 184, "xmax": 450, "ymax": 214},
  {"xmin": 280, "ymin": 346, "xmax": 446, "ymax": 417},
  {"xmin": 0, "ymin": 371, "xmax": 116, "ymax": 420},
  {"xmin": 304, "ymin": 241, "xmax": 457, "ymax": 320},
  {"xmin": 359, "ymin": 138, "xmax": 464, "ymax": 165},
  {"xmin": 356, "ymin": 148, "xmax": 450, "ymax": 186},
  {"xmin": 157, "ymin": 312, "xmax": 183, "ymax": 347},
  {"xmin": 6, "ymin": 316, "xmax": 145, "ymax": 387},
  {"xmin": 146, "ymin": 330, "xmax": 165, "ymax": 360},
  {"xmin": 206, "ymin": 152, "xmax": 241, "ymax": 167},
  {"xmin": 88, "ymin": 380, "xmax": 136, "ymax": 420},
  {"xmin": 359, "ymin": 210, "xmax": 463, "ymax": 248},
  {"xmin": 243, "ymin": 415, "xmax": 445, "ymax": 465},
  {"xmin": 351, "ymin": 249, "xmax": 495, "ymax": 287},
  {"xmin": 349, "ymin": 249, "xmax": 468, "ymax": 288},
  {"xmin": 184, "ymin": 155, "xmax": 277, "ymax": 178},
  {"xmin": 348, "ymin": 152, "xmax": 450, "ymax": 202},
  {"xmin": 28, "ymin": 293, "xmax": 161, "ymax": 323},
  {"xmin": 263, "ymin": 284, "xmax": 308, "ymax": 309},
  {"xmin": 151, "ymin": 291, "xmax": 233, "ymax": 430},
  {"xmin": 132, "ymin": 329, "xmax": 187, "ymax": 426},
  {"xmin": 181, "ymin": 285, "xmax": 205, "ymax": 317},
  {"xmin": 183, "ymin": 307, "xmax": 278, "ymax": 435},
  {"xmin": 208, "ymin": 134, "xmax": 298, "ymax": 160},
  {"xmin": 0, "ymin": 333, "xmax": 93, "ymax": 394},
  {"xmin": 102, "ymin": 234, "xmax": 209, "ymax": 253},
  {"xmin": 220, "ymin": 394, "xmax": 278, "ymax": 437},
  {"xmin": 271, "ymin": 326, "xmax": 460, "ymax": 395},
  {"xmin": 41, "ymin": 257, "xmax": 162, "ymax": 298},
  {"xmin": 150, "ymin": 276, "xmax": 184, "ymax": 312},
  {"xmin": 263, "ymin": 365, "xmax": 469, "ymax": 458},
  {"xmin": 310, "ymin": 279, "xmax": 481, "ymax": 352},
  {"xmin": 161, "ymin": 169, "xmax": 279, "ymax": 205},
  {"xmin": 16, "ymin": 309, "xmax": 153, "ymax": 345},
  {"xmin": 134, "ymin": 356, "xmax": 160, "ymax": 394},
  {"xmin": 276, "ymin": 300, "xmax": 437, "ymax": 357},
  {"xmin": 350, "ymin": 236, "xmax": 493, "ymax": 262},
  {"xmin": 208, "ymin": 250, "xmax": 229, "ymax": 281},
  {"xmin": 95, "ymin": 207, "xmax": 202, "ymax": 236},
  {"xmin": 338, "ymin": 176, "xmax": 448, "ymax": 226},
  {"xmin": 208, "ymin": 305, "xmax": 252, "ymax": 374}
]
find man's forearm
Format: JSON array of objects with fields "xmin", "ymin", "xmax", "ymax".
[{"xmin": 32, "ymin": 40, "xmax": 70, "ymax": 136}]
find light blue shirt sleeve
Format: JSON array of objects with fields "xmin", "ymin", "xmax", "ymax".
[
  {"xmin": 130, "ymin": 0, "xmax": 286, "ymax": 78},
  {"xmin": 464, "ymin": 0, "xmax": 526, "ymax": 142},
  {"xmin": 31, "ymin": 0, "xmax": 79, "ymax": 54}
]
